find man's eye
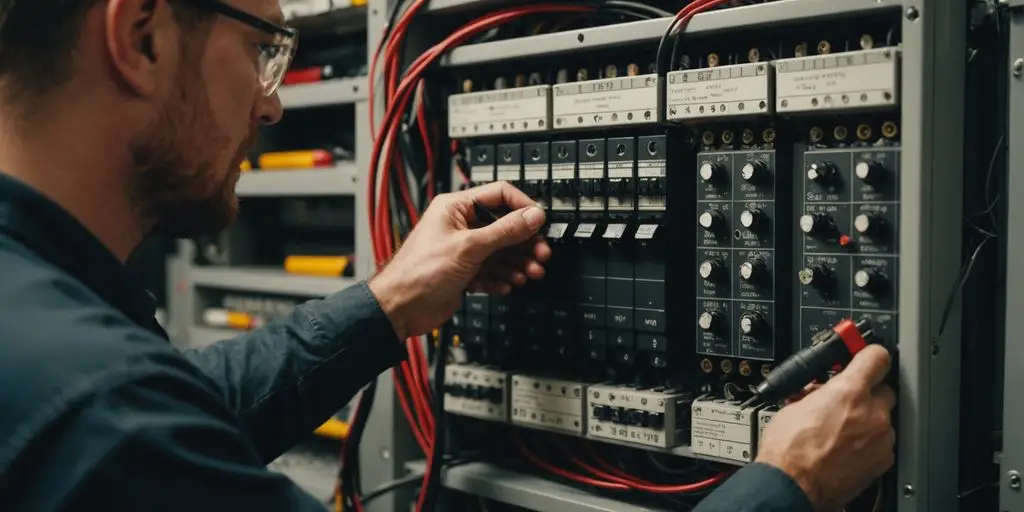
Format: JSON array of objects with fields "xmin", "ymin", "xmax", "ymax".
[{"xmin": 256, "ymin": 43, "xmax": 282, "ymax": 59}]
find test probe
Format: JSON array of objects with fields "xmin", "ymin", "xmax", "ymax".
[{"xmin": 744, "ymin": 318, "xmax": 876, "ymax": 406}]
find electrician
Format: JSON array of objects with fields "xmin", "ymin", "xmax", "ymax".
[{"xmin": 0, "ymin": 1, "xmax": 894, "ymax": 510}]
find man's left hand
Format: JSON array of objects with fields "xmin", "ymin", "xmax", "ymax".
[{"xmin": 368, "ymin": 181, "xmax": 551, "ymax": 340}]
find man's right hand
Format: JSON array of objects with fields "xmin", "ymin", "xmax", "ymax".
[{"xmin": 755, "ymin": 344, "xmax": 896, "ymax": 511}]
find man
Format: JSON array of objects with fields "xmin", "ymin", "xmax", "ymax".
[{"xmin": 0, "ymin": 0, "xmax": 895, "ymax": 510}]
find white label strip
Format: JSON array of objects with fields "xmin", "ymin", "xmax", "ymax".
[
  {"xmin": 553, "ymin": 74, "xmax": 660, "ymax": 129},
  {"xmin": 775, "ymin": 47, "xmax": 900, "ymax": 113},
  {"xmin": 448, "ymin": 85, "xmax": 552, "ymax": 137},
  {"xmin": 666, "ymin": 62, "xmax": 773, "ymax": 121}
]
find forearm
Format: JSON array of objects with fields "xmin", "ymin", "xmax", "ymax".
[
  {"xmin": 693, "ymin": 463, "xmax": 814, "ymax": 512},
  {"xmin": 182, "ymin": 281, "xmax": 406, "ymax": 463}
]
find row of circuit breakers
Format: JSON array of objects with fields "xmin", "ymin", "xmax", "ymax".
[{"xmin": 443, "ymin": 45, "xmax": 901, "ymax": 465}]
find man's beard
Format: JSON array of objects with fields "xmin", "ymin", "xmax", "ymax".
[{"xmin": 128, "ymin": 70, "xmax": 245, "ymax": 239}]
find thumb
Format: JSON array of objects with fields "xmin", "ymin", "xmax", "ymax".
[{"xmin": 465, "ymin": 205, "xmax": 546, "ymax": 257}]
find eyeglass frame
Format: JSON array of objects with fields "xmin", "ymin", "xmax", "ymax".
[{"xmin": 177, "ymin": 0, "xmax": 299, "ymax": 96}]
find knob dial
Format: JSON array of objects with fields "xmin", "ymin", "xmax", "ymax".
[
  {"xmin": 739, "ymin": 257, "xmax": 768, "ymax": 282},
  {"xmin": 798, "ymin": 264, "xmax": 832, "ymax": 287},
  {"xmin": 854, "ymin": 213, "xmax": 885, "ymax": 235},
  {"xmin": 699, "ymin": 162, "xmax": 725, "ymax": 183},
  {"xmin": 699, "ymin": 258, "xmax": 725, "ymax": 281},
  {"xmin": 740, "ymin": 208, "xmax": 765, "ymax": 231},
  {"xmin": 855, "ymin": 160, "xmax": 885, "ymax": 183},
  {"xmin": 698, "ymin": 311, "xmax": 721, "ymax": 331},
  {"xmin": 699, "ymin": 210, "xmax": 725, "ymax": 230},
  {"xmin": 739, "ymin": 312, "xmax": 768, "ymax": 337},
  {"xmin": 799, "ymin": 213, "xmax": 833, "ymax": 235},
  {"xmin": 854, "ymin": 268, "xmax": 889, "ymax": 293},
  {"xmin": 741, "ymin": 161, "xmax": 767, "ymax": 182},
  {"xmin": 807, "ymin": 161, "xmax": 837, "ymax": 183}
]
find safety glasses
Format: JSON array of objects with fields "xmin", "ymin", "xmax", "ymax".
[{"xmin": 179, "ymin": 0, "xmax": 298, "ymax": 96}]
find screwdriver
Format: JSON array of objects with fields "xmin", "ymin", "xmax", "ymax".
[{"xmin": 742, "ymin": 318, "xmax": 875, "ymax": 406}]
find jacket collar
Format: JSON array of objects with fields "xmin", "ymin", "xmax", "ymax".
[{"xmin": 0, "ymin": 172, "xmax": 168, "ymax": 338}]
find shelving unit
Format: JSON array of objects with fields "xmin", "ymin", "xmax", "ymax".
[
  {"xmin": 279, "ymin": 76, "xmax": 368, "ymax": 109},
  {"xmin": 404, "ymin": 461, "xmax": 671, "ymax": 512},
  {"xmin": 236, "ymin": 164, "xmax": 359, "ymax": 197}
]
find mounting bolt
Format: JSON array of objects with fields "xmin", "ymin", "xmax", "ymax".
[
  {"xmin": 902, "ymin": 484, "xmax": 916, "ymax": 498},
  {"xmin": 380, "ymin": 448, "xmax": 391, "ymax": 460},
  {"xmin": 905, "ymin": 6, "xmax": 919, "ymax": 21},
  {"xmin": 1009, "ymin": 470, "xmax": 1022, "ymax": 490},
  {"xmin": 1014, "ymin": 58, "xmax": 1024, "ymax": 77}
]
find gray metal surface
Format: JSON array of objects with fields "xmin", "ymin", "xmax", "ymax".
[
  {"xmin": 1001, "ymin": 7, "xmax": 1024, "ymax": 511},
  {"xmin": 235, "ymin": 165, "xmax": 359, "ymax": 197},
  {"xmin": 279, "ymin": 77, "xmax": 368, "ymax": 109},
  {"xmin": 425, "ymin": 0, "xmax": 511, "ymax": 13},
  {"xmin": 405, "ymin": 460, "xmax": 671, "ymax": 512},
  {"xmin": 441, "ymin": 0, "xmax": 901, "ymax": 66},
  {"xmin": 896, "ymin": 0, "xmax": 966, "ymax": 511},
  {"xmin": 190, "ymin": 266, "xmax": 357, "ymax": 297}
]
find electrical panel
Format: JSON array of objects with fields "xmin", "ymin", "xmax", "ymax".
[{"xmin": 441, "ymin": 5, "xmax": 907, "ymax": 483}]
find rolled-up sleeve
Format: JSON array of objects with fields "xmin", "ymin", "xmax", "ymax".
[{"xmin": 181, "ymin": 281, "xmax": 407, "ymax": 463}]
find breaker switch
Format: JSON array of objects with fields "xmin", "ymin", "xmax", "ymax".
[
  {"xmin": 739, "ymin": 257, "xmax": 769, "ymax": 282},
  {"xmin": 699, "ymin": 162, "xmax": 727, "ymax": 184},
  {"xmin": 854, "ymin": 213, "xmax": 886, "ymax": 236},
  {"xmin": 799, "ymin": 213, "xmax": 835, "ymax": 237},
  {"xmin": 740, "ymin": 208, "xmax": 766, "ymax": 232},
  {"xmin": 739, "ymin": 312, "xmax": 769, "ymax": 338},
  {"xmin": 699, "ymin": 258, "xmax": 726, "ymax": 281}
]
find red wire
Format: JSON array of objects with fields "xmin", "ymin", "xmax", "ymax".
[{"xmin": 515, "ymin": 437, "xmax": 631, "ymax": 490}]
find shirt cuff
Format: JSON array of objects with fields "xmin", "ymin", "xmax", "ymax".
[
  {"xmin": 302, "ymin": 281, "xmax": 407, "ymax": 370},
  {"xmin": 695, "ymin": 463, "xmax": 814, "ymax": 512}
]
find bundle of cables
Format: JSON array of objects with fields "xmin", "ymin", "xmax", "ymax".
[{"xmin": 344, "ymin": 1, "xmax": 745, "ymax": 511}]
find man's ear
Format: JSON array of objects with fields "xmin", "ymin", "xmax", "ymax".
[{"xmin": 104, "ymin": 0, "xmax": 173, "ymax": 96}]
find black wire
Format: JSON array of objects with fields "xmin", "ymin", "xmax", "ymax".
[
  {"xmin": 601, "ymin": 1, "xmax": 673, "ymax": 18},
  {"xmin": 938, "ymin": 234, "xmax": 992, "ymax": 337},
  {"xmin": 361, "ymin": 472, "xmax": 426, "ymax": 506},
  {"xmin": 421, "ymin": 335, "xmax": 448, "ymax": 510},
  {"xmin": 340, "ymin": 381, "xmax": 378, "ymax": 509}
]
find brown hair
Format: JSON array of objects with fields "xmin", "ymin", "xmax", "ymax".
[{"xmin": 0, "ymin": 1, "xmax": 208, "ymax": 105}]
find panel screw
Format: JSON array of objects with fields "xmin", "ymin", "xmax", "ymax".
[
  {"xmin": 1009, "ymin": 470, "xmax": 1022, "ymax": 489},
  {"xmin": 380, "ymin": 448, "xmax": 391, "ymax": 460},
  {"xmin": 905, "ymin": 7, "xmax": 919, "ymax": 21},
  {"xmin": 1014, "ymin": 58, "xmax": 1024, "ymax": 77},
  {"xmin": 902, "ymin": 484, "xmax": 915, "ymax": 498}
]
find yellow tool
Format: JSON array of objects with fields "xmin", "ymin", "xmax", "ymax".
[{"xmin": 284, "ymin": 255, "xmax": 350, "ymax": 277}]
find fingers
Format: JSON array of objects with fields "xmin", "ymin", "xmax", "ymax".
[
  {"xmin": 872, "ymin": 384, "xmax": 896, "ymax": 411},
  {"xmin": 488, "ymin": 250, "xmax": 546, "ymax": 280},
  {"xmin": 832, "ymin": 344, "xmax": 891, "ymax": 390},
  {"xmin": 786, "ymin": 382, "xmax": 823, "ymax": 404},
  {"xmin": 467, "ymin": 278, "xmax": 512, "ymax": 296},
  {"xmin": 464, "ymin": 205, "xmax": 547, "ymax": 258},
  {"xmin": 467, "ymin": 181, "xmax": 538, "ymax": 212}
]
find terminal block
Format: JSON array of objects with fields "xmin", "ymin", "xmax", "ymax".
[
  {"xmin": 443, "ymin": 364, "xmax": 511, "ymax": 423},
  {"xmin": 690, "ymin": 395, "xmax": 765, "ymax": 464},
  {"xmin": 586, "ymin": 384, "xmax": 692, "ymax": 449},
  {"xmin": 511, "ymin": 375, "xmax": 588, "ymax": 436}
]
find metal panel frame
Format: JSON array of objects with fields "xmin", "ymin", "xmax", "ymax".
[
  {"xmin": 441, "ymin": 0, "xmax": 901, "ymax": 66},
  {"xmin": 395, "ymin": 1, "xmax": 970, "ymax": 511},
  {"xmin": 356, "ymin": 4, "xmax": 423, "ymax": 512},
  {"xmin": 896, "ymin": 0, "xmax": 966, "ymax": 510},
  {"xmin": 1001, "ymin": 5, "xmax": 1024, "ymax": 510}
]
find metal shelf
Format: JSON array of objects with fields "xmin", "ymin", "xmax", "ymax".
[
  {"xmin": 236, "ymin": 165, "xmax": 358, "ymax": 197},
  {"xmin": 425, "ymin": 0, "xmax": 511, "ymax": 14},
  {"xmin": 285, "ymin": 4, "xmax": 367, "ymax": 36},
  {"xmin": 190, "ymin": 266, "xmax": 357, "ymax": 297},
  {"xmin": 441, "ymin": 0, "xmax": 900, "ymax": 66},
  {"xmin": 279, "ymin": 77, "xmax": 368, "ymax": 109},
  {"xmin": 405, "ymin": 460, "xmax": 671, "ymax": 512}
]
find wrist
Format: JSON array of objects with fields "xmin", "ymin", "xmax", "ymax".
[{"xmin": 367, "ymin": 272, "xmax": 411, "ymax": 341}]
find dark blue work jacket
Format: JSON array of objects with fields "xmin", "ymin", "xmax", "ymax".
[{"xmin": 0, "ymin": 172, "xmax": 811, "ymax": 512}]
